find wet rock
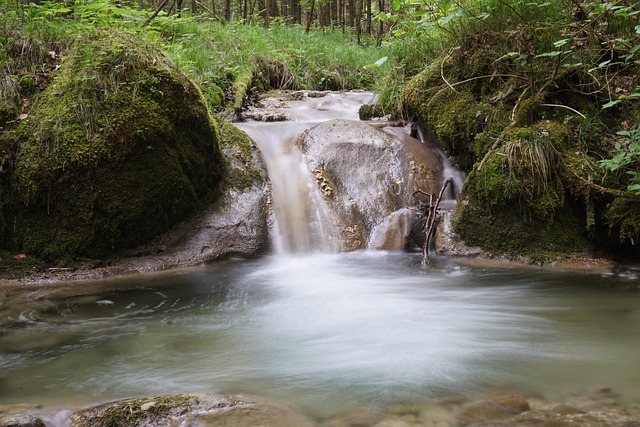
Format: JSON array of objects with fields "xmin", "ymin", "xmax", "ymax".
[
  {"xmin": 0, "ymin": 414, "xmax": 45, "ymax": 427},
  {"xmin": 68, "ymin": 393, "xmax": 314, "ymax": 427},
  {"xmin": 307, "ymin": 91, "xmax": 329, "ymax": 98},
  {"xmin": 358, "ymin": 104, "xmax": 385, "ymax": 120},
  {"xmin": 300, "ymin": 119, "xmax": 442, "ymax": 250},
  {"xmin": 242, "ymin": 111, "xmax": 290, "ymax": 122},
  {"xmin": 457, "ymin": 395, "xmax": 530, "ymax": 426}
]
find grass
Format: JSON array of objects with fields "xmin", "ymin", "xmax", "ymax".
[{"xmin": 0, "ymin": 0, "xmax": 389, "ymax": 118}]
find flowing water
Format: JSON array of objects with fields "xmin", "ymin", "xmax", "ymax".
[
  {"xmin": 235, "ymin": 92, "xmax": 376, "ymax": 253},
  {"xmin": 1, "ymin": 255, "xmax": 640, "ymax": 418},
  {"xmin": 1, "ymin": 92, "xmax": 640, "ymax": 421}
]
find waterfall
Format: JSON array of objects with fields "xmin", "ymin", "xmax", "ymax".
[
  {"xmin": 235, "ymin": 91, "xmax": 375, "ymax": 254},
  {"xmin": 417, "ymin": 127, "xmax": 466, "ymax": 201},
  {"xmin": 236, "ymin": 92, "xmax": 467, "ymax": 255},
  {"xmin": 236, "ymin": 121, "xmax": 340, "ymax": 253}
]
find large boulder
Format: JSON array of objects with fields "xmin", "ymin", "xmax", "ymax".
[
  {"xmin": 10, "ymin": 30, "xmax": 224, "ymax": 262},
  {"xmin": 299, "ymin": 120, "xmax": 442, "ymax": 250}
]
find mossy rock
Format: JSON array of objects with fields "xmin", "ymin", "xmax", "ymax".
[
  {"xmin": 453, "ymin": 196, "xmax": 589, "ymax": 262},
  {"xmin": 200, "ymin": 80, "xmax": 226, "ymax": 113},
  {"xmin": 358, "ymin": 103, "xmax": 385, "ymax": 120},
  {"xmin": 216, "ymin": 119, "xmax": 265, "ymax": 190},
  {"xmin": 11, "ymin": 30, "xmax": 224, "ymax": 262},
  {"xmin": 401, "ymin": 66, "xmax": 502, "ymax": 170}
]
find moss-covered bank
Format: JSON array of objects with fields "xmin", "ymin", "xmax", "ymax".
[
  {"xmin": 400, "ymin": 10, "xmax": 640, "ymax": 261},
  {"xmin": 4, "ymin": 30, "xmax": 224, "ymax": 262}
]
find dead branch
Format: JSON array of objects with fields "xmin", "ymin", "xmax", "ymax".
[
  {"xmin": 193, "ymin": 0, "xmax": 217, "ymax": 18},
  {"xmin": 420, "ymin": 178, "xmax": 451, "ymax": 265},
  {"xmin": 142, "ymin": 0, "xmax": 171, "ymax": 26},
  {"xmin": 441, "ymin": 52, "xmax": 458, "ymax": 94}
]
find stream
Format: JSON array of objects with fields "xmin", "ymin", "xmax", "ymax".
[
  {"xmin": 1, "ymin": 92, "xmax": 640, "ymax": 422},
  {"xmin": 1, "ymin": 254, "xmax": 640, "ymax": 419}
]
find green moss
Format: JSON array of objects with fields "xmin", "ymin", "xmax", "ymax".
[
  {"xmin": 0, "ymin": 98, "xmax": 19, "ymax": 129},
  {"xmin": 75, "ymin": 394, "xmax": 198, "ymax": 427},
  {"xmin": 464, "ymin": 150, "xmax": 518, "ymax": 207},
  {"xmin": 200, "ymin": 81, "xmax": 226, "ymax": 113},
  {"xmin": 217, "ymin": 119, "xmax": 264, "ymax": 190},
  {"xmin": 401, "ymin": 65, "xmax": 504, "ymax": 170},
  {"xmin": 453, "ymin": 197, "xmax": 589, "ymax": 261},
  {"xmin": 512, "ymin": 94, "xmax": 544, "ymax": 127},
  {"xmin": 606, "ymin": 197, "xmax": 640, "ymax": 245},
  {"xmin": 358, "ymin": 103, "xmax": 385, "ymax": 120},
  {"xmin": 11, "ymin": 30, "xmax": 224, "ymax": 262}
]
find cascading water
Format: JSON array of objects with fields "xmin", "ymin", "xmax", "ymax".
[
  {"xmin": 236, "ymin": 121, "xmax": 340, "ymax": 253},
  {"xmin": 235, "ymin": 91, "xmax": 376, "ymax": 253}
]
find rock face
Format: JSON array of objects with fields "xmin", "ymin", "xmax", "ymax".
[
  {"xmin": 113, "ymin": 120, "xmax": 270, "ymax": 272},
  {"xmin": 9, "ymin": 30, "xmax": 224, "ymax": 262},
  {"xmin": 299, "ymin": 119, "xmax": 442, "ymax": 250}
]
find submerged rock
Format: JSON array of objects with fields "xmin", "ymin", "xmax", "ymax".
[
  {"xmin": 456, "ymin": 394, "xmax": 530, "ymax": 426},
  {"xmin": 299, "ymin": 119, "xmax": 442, "ymax": 250}
]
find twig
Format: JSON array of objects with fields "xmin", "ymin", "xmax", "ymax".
[
  {"xmin": 510, "ymin": 87, "xmax": 529, "ymax": 122},
  {"xmin": 542, "ymin": 103, "xmax": 586, "ymax": 119},
  {"xmin": 422, "ymin": 178, "xmax": 451, "ymax": 265},
  {"xmin": 193, "ymin": 0, "xmax": 217, "ymax": 18},
  {"xmin": 441, "ymin": 52, "xmax": 458, "ymax": 94}
]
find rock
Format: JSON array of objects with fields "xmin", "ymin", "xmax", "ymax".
[
  {"xmin": 10, "ymin": 29, "xmax": 224, "ymax": 262},
  {"xmin": 457, "ymin": 395, "xmax": 530, "ymax": 426},
  {"xmin": 242, "ymin": 111, "xmax": 290, "ymax": 122},
  {"xmin": 0, "ymin": 414, "xmax": 45, "ymax": 427},
  {"xmin": 117, "ymin": 119, "xmax": 270, "ymax": 270},
  {"xmin": 125, "ymin": 184, "xmax": 270, "ymax": 271},
  {"xmin": 358, "ymin": 104, "xmax": 385, "ymax": 120},
  {"xmin": 67, "ymin": 393, "xmax": 314, "ymax": 427},
  {"xmin": 300, "ymin": 119, "xmax": 442, "ymax": 250}
]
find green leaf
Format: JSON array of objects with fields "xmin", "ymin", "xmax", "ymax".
[
  {"xmin": 627, "ymin": 183, "xmax": 640, "ymax": 195},
  {"xmin": 602, "ymin": 99, "xmax": 620, "ymax": 109},
  {"xmin": 535, "ymin": 50, "xmax": 564, "ymax": 58},
  {"xmin": 553, "ymin": 38, "xmax": 569, "ymax": 48},
  {"xmin": 375, "ymin": 56, "xmax": 388, "ymax": 66}
]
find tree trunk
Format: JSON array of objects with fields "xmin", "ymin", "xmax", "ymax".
[
  {"xmin": 142, "ymin": 0, "xmax": 170, "ymax": 26},
  {"xmin": 305, "ymin": 0, "xmax": 315, "ymax": 33},
  {"xmin": 223, "ymin": 0, "xmax": 230, "ymax": 20},
  {"xmin": 377, "ymin": 0, "xmax": 383, "ymax": 40},
  {"xmin": 365, "ymin": 0, "xmax": 371, "ymax": 35},
  {"xmin": 355, "ymin": 0, "xmax": 362, "ymax": 44}
]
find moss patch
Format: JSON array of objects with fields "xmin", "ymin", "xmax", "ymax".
[
  {"xmin": 71, "ymin": 394, "xmax": 199, "ymax": 427},
  {"xmin": 453, "ymin": 197, "xmax": 589, "ymax": 262},
  {"xmin": 217, "ymin": 119, "xmax": 264, "ymax": 190},
  {"xmin": 10, "ymin": 30, "xmax": 224, "ymax": 262}
]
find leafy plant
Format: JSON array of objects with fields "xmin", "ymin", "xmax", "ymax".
[{"xmin": 600, "ymin": 128, "xmax": 640, "ymax": 195}]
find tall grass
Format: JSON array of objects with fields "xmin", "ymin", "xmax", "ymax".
[
  {"xmin": 1, "ymin": 0, "xmax": 389, "ymax": 119},
  {"xmin": 156, "ymin": 19, "xmax": 387, "ymax": 92}
]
